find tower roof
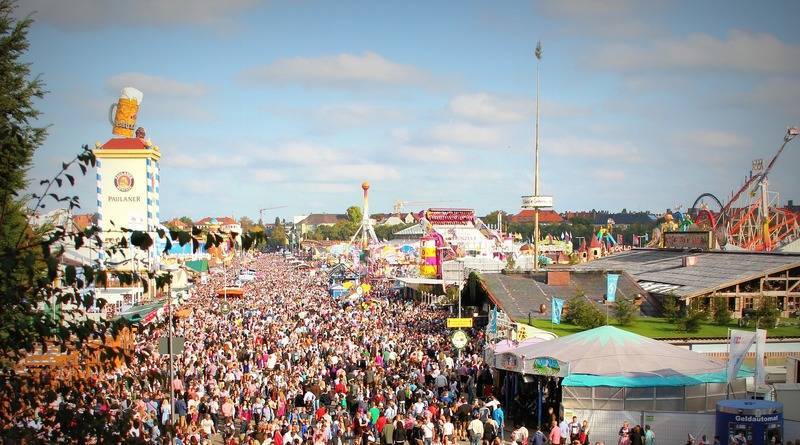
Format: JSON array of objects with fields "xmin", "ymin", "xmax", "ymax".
[{"xmin": 100, "ymin": 138, "xmax": 149, "ymax": 150}]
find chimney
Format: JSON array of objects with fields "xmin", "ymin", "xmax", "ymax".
[
  {"xmin": 789, "ymin": 200, "xmax": 794, "ymax": 208},
  {"xmin": 682, "ymin": 256, "xmax": 699, "ymax": 267}
]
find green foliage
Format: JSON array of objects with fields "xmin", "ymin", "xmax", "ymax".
[
  {"xmin": 755, "ymin": 296, "xmax": 780, "ymax": 328},
  {"xmin": 677, "ymin": 300, "xmax": 707, "ymax": 332},
  {"xmin": 662, "ymin": 293, "xmax": 680, "ymax": 322},
  {"xmin": 269, "ymin": 217, "xmax": 287, "ymax": 247},
  {"xmin": 613, "ymin": 297, "xmax": 638, "ymax": 326},
  {"xmin": 564, "ymin": 296, "xmax": 605, "ymax": 329},
  {"xmin": 374, "ymin": 222, "xmax": 414, "ymax": 241},
  {"xmin": 346, "ymin": 205, "xmax": 362, "ymax": 225},
  {"xmin": 178, "ymin": 216, "xmax": 194, "ymax": 226},
  {"xmin": 713, "ymin": 296, "xmax": 732, "ymax": 326}
]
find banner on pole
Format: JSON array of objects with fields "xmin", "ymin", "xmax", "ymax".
[
  {"xmin": 727, "ymin": 329, "xmax": 756, "ymax": 383},
  {"xmin": 551, "ymin": 298, "xmax": 564, "ymax": 325},
  {"xmin": 755, "ymin": 329, "xmax": 767, "ymax": 387},
  {"xmin": 607, "ymin": 274, "xmax": 620, "ymax": 302},
  {"xmin": 488, "ymin": 307, "xmax": 498, "ymax": 334}
]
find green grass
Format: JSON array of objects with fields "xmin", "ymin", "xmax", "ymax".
[{"xmin": 529, "ymin": 317, "xmax": 800, "ymax": 339}]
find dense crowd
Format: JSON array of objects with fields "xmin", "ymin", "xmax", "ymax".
[{"xmin": 0, "ymin": 253, "xmax": 515, "ymax": 444}]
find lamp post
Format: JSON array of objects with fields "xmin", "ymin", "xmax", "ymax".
[
  {"xmin": 533, "ymin": 41, "xmax": 542, "ymax": 272},
  {"xmin": 160, "ymin": 263, "xmax": 179, "ymax": 444}
]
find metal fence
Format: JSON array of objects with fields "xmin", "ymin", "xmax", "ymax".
[
  {"xmin": 565, "ymin": 408, "xmax": 716, "ymax": 445},
  {"xmin": 563, "ymin": 380, "xmax": 747, "ymax": 413}
]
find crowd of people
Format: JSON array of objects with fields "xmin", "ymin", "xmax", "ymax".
[{"xmin": 0, "ymin": 252, "xmax": 516, "ymax": 444}]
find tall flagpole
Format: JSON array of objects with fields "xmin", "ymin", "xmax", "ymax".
[{"xmin": 533, "ymin": 41, "xmax": 542, "ymax": 272}]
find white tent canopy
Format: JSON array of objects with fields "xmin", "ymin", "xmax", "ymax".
[{"xmin": 503, "ymin": 325, "xmax": 728, "ymax": 384}]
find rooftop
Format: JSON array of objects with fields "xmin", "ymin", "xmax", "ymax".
[
  {"xmin": 479, "ymin": 271, "xmax": 647, "ymax": 321},
  {"xmin": 573, "ymin": 248, "xmax": 800, "ymax": 298}
]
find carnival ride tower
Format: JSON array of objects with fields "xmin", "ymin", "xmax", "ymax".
[
  {"xmin": 690, "ymin": 127, "xmax": 799, "ymax": 251},
  {"xmin": 351, "ymin": 181, "xmax": 378, "ymax": 251}
]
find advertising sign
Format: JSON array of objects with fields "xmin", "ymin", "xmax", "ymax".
[
  {"xmin": 663, "ymin": 231, "xmax": 713, "ymax": 250},
  {"xmin": 447, "ymin": 317, "xmax": 474, "ymax": 328},
  {"xmin": 521, "ymin": 195, "xmax": 554, "ymax": 209}
]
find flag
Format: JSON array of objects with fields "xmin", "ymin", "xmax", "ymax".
[
  {"xmin": 606, "ymin": 274, "xmax": 620, "ymax": 302},
  {"xmin": 727, "ymin": 329, "xmax": 756, "ymax": 383},
  {"xmin": 755, "ymin": 329, "xmax": 767, "ymax": 386},
  {"xmin": 551, "ymin": 298, "xmax": 564, "ymax": 324},
  {"xmin": 488, "ymin": 307, "xmax": 498, "ymax": 334}
]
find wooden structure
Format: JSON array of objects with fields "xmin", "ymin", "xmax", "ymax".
[{"xmin": 576, "ymin": 249, "xmax": 800, "ymax": 317}]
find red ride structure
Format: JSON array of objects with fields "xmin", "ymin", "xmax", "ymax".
[{"xmin": 691, "ymin": 127, "xmax": 800, "ymax": 251}]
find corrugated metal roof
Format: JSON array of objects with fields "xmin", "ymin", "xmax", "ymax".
[
  {"xmin": 574, "ymin": 249, "xmax": 800, "ymax": 298},
  {"xmin": 480, "ymin": 271, "xmax": 646, "ymax": 321},
  {"xmin": 394, "ymin": 223, "xmax": 425, "ymax": 237}
]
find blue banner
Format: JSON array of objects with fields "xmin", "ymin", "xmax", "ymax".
[
  {"xmin": 551, "ymin": 298, "xmax": 564, "ymax": 324},
  {"xmin": 607, "ymin": 273, "xmax": 620, "ymax": 302},
  {"xmin": 488, "ymin": 307, "xmax": 498, "ymax": 334}
]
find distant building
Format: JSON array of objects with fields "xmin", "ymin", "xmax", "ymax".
[
  {"xmin": 787, "ymin": 199, "xmax": 800, "ymax": 212},
  {"xmin": 296, "ymin": 214, "xmax": 348, "ymax": 235},
  {"xmin": 195, "ymin": 216, "xmax": 242, "ymax": 235},
  {"xmin": 564, "ymin": 211, "xmax": 656, "ymax": 229},
  {"xmin": 163, "ymin": 218, "xmax": 190, "ymax": 231},
  {"xmin": 508, "ymin": 209, "xmax": 564, "ymax": 225}
]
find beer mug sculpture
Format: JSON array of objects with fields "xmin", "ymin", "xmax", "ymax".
[{"xmin": 108, "ymin": 87, "xmax": 143, "ymax": 137}]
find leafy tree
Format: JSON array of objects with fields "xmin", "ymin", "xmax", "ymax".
[
  {"xmin": 178, "ymin": 216, "xmax": 194, "ymax": 226},
  {"xmin": 564, "ymin": 295, "xmax": 605, "ymax": 328},
  {"xmin": 347, "ymin": 205, "xmax": 362, "ymax": 225},
  {"xmin": 755, "ymin": 295, "xmax": 780, "ymax": 328},
  {"xmin": 677, "ymin": 299, "xmax": 707, "ymax": 332},
  {"xmin": 613, "ymin": 297, "xmax": 638, "ymax": 326},
  {"xmin": 662, "ymin": 293, "xmax": 680, "ymax": 323},
  {"xmin": 269, "ymin": 216, "xmax": 287, "ymax": 247},
  {"xmin": 239, "ymin": 215, "xmax": 255, "ymax": 232},
  {"xmin": 712, "ymin": 296, "xmax": 732, "ymax": 326}
]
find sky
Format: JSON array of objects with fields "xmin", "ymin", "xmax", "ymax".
[{"xmin": 18, "ymin": 0, "xmax": 800, "ymax": 222}]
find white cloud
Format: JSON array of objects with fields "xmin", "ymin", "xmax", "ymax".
[
  {"xmin": 591, "ymin": 170, "xmax": 626, "ymax": 181},
  {"xmin": 400, "ymin": 145, "xmax": 463, "ymax": 164},
  {"xmin": 449, "ymin": 93, "xmax": 590, "ymax": 125},
  {"xmin": 682, "ymin": 130, "xmax": 750, "ymax": 149},
  {"xmin": 314, "ymin": 104, "xmax": 409, "ymax": 129},
  {"xmin": 429, "ymin": 122, "xmax": 503, "ymax": 148},
  {"xmin": 450, "ymin": 93, "xmax": 530, "ymax": 124},
  {"xmin": 545, "ymin": 136, "xmax": 642, "ymax": 162},
  {"xmin": 167, "ymin": 153, "xmax": 247, "ymax": 169},
  {"xmin": 735, "ymin": 77, "xmax": 800, "ymax": 112},
  {"xmin": 540, "ymin": 0, "xmax": 658, "ymax": 38},
  {"xmin": 107, "ymin": 73, "xmax": 207, "ymax": 99},
  {"xmin": 307, "ymin": 163, "xmax": 401, "ymax": 181},
  {"xmin": 242, "ymin": 52, "xmax": 436, "ymax": 89},
  {"xmin": 252, "ymin": 169, "xmax": 285, "ymax": 182},
  {"xmin": 591, "ymin": 30, "xmax": 800, "ymax": 74},
  {"xmin": 254, "ymin": 141, "xmax": 343, "ymax": 166},
  {"xmin": 19, "ymin": 0, "xmax": 260, "ymax": 29}
]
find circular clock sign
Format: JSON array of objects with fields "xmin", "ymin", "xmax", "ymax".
[{"xmin": 451, "ymin": 330, "xmax": 469, "ymax": 349}]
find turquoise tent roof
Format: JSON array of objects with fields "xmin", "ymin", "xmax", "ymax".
[{"xmin": 507, "ymin": 325, "xmax": 743, "ymax": 387}]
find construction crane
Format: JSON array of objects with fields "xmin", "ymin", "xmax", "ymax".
[
  {"xmin": 392, "ymin": 200, "xmax": 458, "ymax": 214},
  {"xmin": 259, "ymin": 206, "xmax": 288, "ymax": 226}
]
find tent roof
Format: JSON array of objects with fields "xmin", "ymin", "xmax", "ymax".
[{"xmin": 508, "ymin": 325, "xmax": 727, "ymax": 383}]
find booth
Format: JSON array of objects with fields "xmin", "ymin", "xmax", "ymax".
[{"xmin": 716, "ymin": 400, "xmax": 783, "ymax": 445}]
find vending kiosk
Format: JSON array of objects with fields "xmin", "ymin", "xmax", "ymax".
[{"xmin": 716, "ymin": 400, "xmax": 783, "ymax": 445}]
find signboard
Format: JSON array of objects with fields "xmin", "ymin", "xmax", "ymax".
[
  {"xmin": 447, "ymin": 317, "xmax": 473, "ymax": 328},
  {"xmin": 521, "ymin": 356, "xmax": 570, "ymax": 377},
  {"xmin": 521, "ymin": 195, "xmax": 554, "ymax": 209},
  {"xmin": 451, "ymin": 330, "xmax": 469, "ymax": 349},
  {"xmin": 663, "ymin": 231, "xmax": 713, "ymax": 250}
]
